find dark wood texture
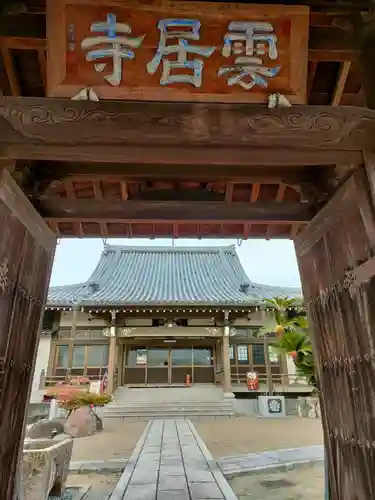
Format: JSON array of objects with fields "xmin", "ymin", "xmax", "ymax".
[
  {"xmin": 295, "ymin": 166, "xmax": 375, "ymax": 500},
  {"xmin": 39, "ymin": 198, "xmax": 313, "ymax": 223},
  {"xmin": 0, "ymin": 1, "xmax": 368, "ymax": 108},
  {"xmin": 47, "ymin": 0, "xmax": 309, "ymax": 104},
  {"xmin": 0, "ymin": 97, "xmax": 372, "ymax": 165},
  {"xmin": 0, "ymin": 169, "xmax": 56, "ymax": 499},
  {"xmin": 31, "ymin": 162, "xmax": 328, "ymax": 183}
]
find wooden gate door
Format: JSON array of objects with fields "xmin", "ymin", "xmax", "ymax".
[
  {"xmin": 295, "ymin": 166, "xmax": 375, "ymax": 500},
  {"xmin": 0, "ymin": 168, "xmax": 56, "ymax": 499}
]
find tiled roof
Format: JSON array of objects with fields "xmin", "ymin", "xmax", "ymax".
[{"xmin": 47, "ymin": 245, "xmax": 301, "ymax": 307}]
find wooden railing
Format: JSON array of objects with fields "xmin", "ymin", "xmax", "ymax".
[
  {"xmin": 44, "ymin": 372, "xmax": 105, "ymax": 387},
  {"xmin": 42, "ymin": 371, "xmax": 312, "ymax": 391},
  {"xmin": 231, "ymin": 373, "xmax": 313, "ymax": 392}
]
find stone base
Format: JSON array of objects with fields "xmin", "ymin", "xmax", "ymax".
[
  {"xmin": 258, "ymin": 395, "xmax": 286, "ymax": 418},
  {"xmin": 20, "ymin": 437, "xmax": 73, "ymax": 500},
  {"xmin": 297, "ymin": 396, "xmax": 321, "ymax": 419},
  {"xmin": 223, "ymin": 392, "xmax": 235, "ymax": 399}
]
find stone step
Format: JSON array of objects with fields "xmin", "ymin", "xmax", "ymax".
[
  {"xmin": 106, "ymin": 404, "xmax": 234, "ymax": 410},
  {"xmin": 105, "ymin": 400, "xmax": 234, "ymax": 417},
  {"xmin": 104, "ymin": 410, "xmax": 235, "ymax": 418},
  {"xmin": 108, "ymin": 402, "xmax": 234, "ymax": 407},
  {"xmin": 113, "ymin": 387, "xmax": 225, "ymax": 403},
  {"xmin": 104, "ymin": 412, "xmax": 235, "ymax": 420},
  {"xmin": 105, "ymin": 404, "xmax": 234, "ymax": 412}
]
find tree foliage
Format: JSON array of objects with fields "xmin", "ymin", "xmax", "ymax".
[
  {"xmin": 261, "ymin": 296, "xmax": 317, "ymax": 388},
  {"xmin": 48, "ymin": 388, "xmax": 112, "ymax": 412}
]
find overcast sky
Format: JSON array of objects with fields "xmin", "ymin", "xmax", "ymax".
[{"xmin": 50, "ymin": 238, "xmax": 301, "ymax": 288}]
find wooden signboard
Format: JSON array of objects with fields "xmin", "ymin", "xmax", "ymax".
[{"xmin": 47, "ymin": 0, "xmax": 309, "ymax": 103}]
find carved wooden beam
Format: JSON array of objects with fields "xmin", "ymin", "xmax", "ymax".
[
  {"xmin": 0, "ymin": 97, "xmax": 372, "ymax": 166},
  {"xmin": 37, "ymin": 198, "xmax": 314, "ymax": 224}
]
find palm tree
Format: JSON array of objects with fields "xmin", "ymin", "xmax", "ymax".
[
  {"xmin": 258, "ymin": 296, "xmax": 300, "ymax": 337},
  {"xmin": 260, "ymin": 297, "xmax": 317, "ymax": 388}
]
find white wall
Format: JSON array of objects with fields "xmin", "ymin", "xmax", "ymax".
[
  {"xmin": 286, "ymin": 354, "xmax": 297, "ymax": 377},
  {"xmin": 126, "ymin": 318, "xmax": 153, "ymax": 326},
  {"xmin": 30, "ymin": 335, "xmax": 51, "ymax": 403},
  {"xmin": 59, "ymin": 310, "xmax": 107, "ymax": 327}
]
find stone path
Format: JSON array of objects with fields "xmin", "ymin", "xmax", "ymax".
[
  {"xmin": 219, "ymin": 445, "xmax": 324, "ymax": 478},
  {"xmin": 70, "ymin": 445, "xmax": 324, "ymax": 477},
  {"xmin": 109, "ymin": 419, "xmax": 237, "ymax": 500},
  {"xmin": 229, "ymin": 462, "xmax": 324, "ymax": 500}
]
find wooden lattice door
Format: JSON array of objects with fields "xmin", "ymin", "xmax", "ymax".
[{"xmin": 295, "ymin": 166, "xmax": 375, "ymax": 499}]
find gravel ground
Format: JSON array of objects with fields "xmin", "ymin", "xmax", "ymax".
[
  {"xmin": 71, "ymin": 420, "xmax": 146, "ymax": 461},
  {"xmin": 67, "ymin": 473, "xmax": 121, "ymax": 499},
  {"xmin": 70, "ymin": 417, "xmax": 323, "ymax": 462},
  {"xmin": 195, "ymin": 417, "xmax": 324, "ymax": 458},
  {"xmin": 229, "ymin": 462, "xmax": 325, "ymax": 500}
]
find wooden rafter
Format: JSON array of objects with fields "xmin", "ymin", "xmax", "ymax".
[
  {"xmin": 37, "ymin": 48, "xmax": 46, "ymax": 91},
  {"xmin": 307, "ymin": 62, "xmax": 318, "ymax": 100},
  {"xmin": 265, "ymin": 183, "xmax": 287, "ymax": 239},
  {"xmin": 48, "ymin": 219, "xmax": 60, "ymax": 235},
  {"xmin": 250, "ymin": 184, "xmax": 260, "ymax": 203},
  {"xmin": 290, "ymin": 223, "xmax": 302, "ymax": 239},
  {"xmin": 64, "ymin": 180, "xmax": 75, "ymax": 199},
  {"xmin": 64, "ymin": 179, "xmax": 84, "ymax": 237},
  {"xmin": 120, "ymin": 181, "xmax": 128, "ymax": 201},
  {"xmin": 225, "ymin": 183, "xmax": 233, "ymax": 202},
  {"xmin": 1, "ymin": 43, "xmax": 20, "ymax": 96},
  {"xmin": 92, "ymin": 180, "xmax": 108, "ymax": 236},
  {"xmin": 244, "ymin": 183, "xmax": 261, "ymax": 237},
  {"xmin": 276, "ymin": 183, "xmax": 286, "ymax": 202},
  {"xmin": 77, "ymin": 221, "xmax": 84, "ymax": 237},
  {"xmin": 332, "ymin": 61, "xmax": 352, "ymax": 105},
  {"xmin": 92, "ymin": 180, "xmax": 103, "ymax": 199}
]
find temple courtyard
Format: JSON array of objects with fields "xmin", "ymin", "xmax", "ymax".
[
  {"xmin": 63, "ymin": 416, "xmax": 324, "ymax": 499},
  {"xmin": 70, "ymin": 417, "xmax": 324, "ymax": 462}
]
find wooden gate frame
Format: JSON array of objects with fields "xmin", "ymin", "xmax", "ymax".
[
  {"xmin": 295, "ymin": 164, "xmax": 375, "ymax": 499},
  {"xmin": 0, "ymin": 167, "xmax": 56, "ymax": 499},
  {"xmin": 2, "ymin": 96, "xmax": 375, "ymax": 498}
]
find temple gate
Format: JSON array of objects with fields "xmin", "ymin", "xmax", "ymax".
[{"xmin": 0, "ymin": 0, "xmax": 375, "ymax": 497}]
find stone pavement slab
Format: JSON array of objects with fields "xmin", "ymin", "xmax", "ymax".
[
  {"xmin": 218, "ymin": 445, "xmax": 324, "ymax": 478},
  {"xmin": 109, "ymin": 419, "xmax": 237, "ymax": 500},
  {"xmin": 70, "ymin": 459, "xmax": 127, "ymax": 473}
]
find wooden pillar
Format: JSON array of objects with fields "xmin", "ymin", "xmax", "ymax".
[
  {"xmin": 68, "ymin": 307, "xmax": 79, "ymax": 379},
  {"xmin": 0, "ymin": 169, "xmax": 56, "ymax": 499},
  {"xmin": 264, "ymin": 336, "xmax": 274, "ymax": 394},
  {"xmin": 294, "ymin": 165, "xmax": 375, "ymax": 500},
  {"xmin": 106, "ymin": 310, "xmax": 117, "ymax": 394},
  {"xmin": 222, "ymin": 333, "xmax": 232, "ymax": 395},
  {"xmin": 222, "ymin": 311, "xmax": 233, "ymax": 398},
  {"xmin": 215, "ymin": 339, "xmax": 222, "ymax": 385}
]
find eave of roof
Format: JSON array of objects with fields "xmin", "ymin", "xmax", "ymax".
[{"xmin": 47, "ymin": 245, "xmax": 301, "ymax": 307}]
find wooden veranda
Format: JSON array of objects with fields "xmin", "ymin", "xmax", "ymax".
[{"xmin": 1, "ymin": 0, "xmax": 375, "ymax": 498}]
